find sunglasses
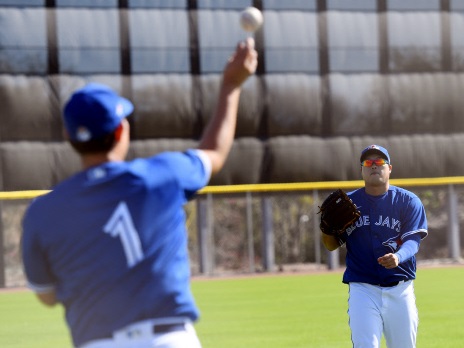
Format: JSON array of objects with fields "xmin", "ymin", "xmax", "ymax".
[{"xmin": 361, "ymin": 158, "xmax": 389, "ymax": 167}]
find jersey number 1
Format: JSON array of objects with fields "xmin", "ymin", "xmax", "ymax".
[{"xmin": 103, "ymin": 201, "xmax": 144, "ymax": 267}]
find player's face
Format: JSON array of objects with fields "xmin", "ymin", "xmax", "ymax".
[{"xmin": 361, "ymin": 154, "xmax": 392, "ymax": 189}]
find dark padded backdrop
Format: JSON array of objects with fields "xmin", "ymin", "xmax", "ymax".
[{"xmin": 1, "ymin": 1, "xmax": 464, "ymax": 190}]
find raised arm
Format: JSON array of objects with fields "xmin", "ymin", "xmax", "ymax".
[{"xmin": 198, "ymin": 38, "xmax": 258, "ymax": 175}]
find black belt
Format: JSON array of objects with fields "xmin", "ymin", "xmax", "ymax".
[
  {"xmin": 153, "ymin": 323, "xmax": 186, "ymax": 334},
  {"xmin": 101, "ymin": 322, "xmax": 186, "ymax": 339},
  {"xmin": 378, "ymin": 281, "xmax": 400, "ymax": 287}
]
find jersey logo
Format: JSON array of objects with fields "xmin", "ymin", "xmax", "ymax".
[
  {"xmin": 345, "ymin": 215, "xmax": 401, "ymax": 235},
  {"xmin": 103, "ymin": 201, "xmax": 144, "ymax": 268},
  {"xmin": 374, "ymin": 215, "xmax": 401, "ymax": 232},
  {"xmin": 382, "ymin": 234, "xmax": 403, "ymax": 252}
]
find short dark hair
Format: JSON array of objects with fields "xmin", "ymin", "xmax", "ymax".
[{"xmin": 69, "ymin": 132, "xmax": 116, "ymax": 154}]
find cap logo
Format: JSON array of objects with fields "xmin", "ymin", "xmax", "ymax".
[
  {"xmin": 76, "ymin": 126, "xmax": 92, "ymax": 142},
  {"xmin": 368, "ymin": 145, "xmax": 380, "ymax": 150},
  {"xmin": 116, "ymin": 103, "xmax": 124, "ymax": 117}
]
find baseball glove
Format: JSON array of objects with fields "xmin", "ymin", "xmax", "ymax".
[{"xmin": 318, "ymin": 189, "xmax": 361, "ymax": 236}]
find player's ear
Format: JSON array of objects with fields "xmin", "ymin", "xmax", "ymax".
[{"xmin": 113, "ymin": 122, "xmax": 124, "ymax": 141}]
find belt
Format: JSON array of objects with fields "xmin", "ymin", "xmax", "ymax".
[
  {"xmin": 102, "ymin": 320, "xmax": 188, "ymax": 340},
  {"xmin": 379, "ymin": 279, "xmax": 410, "ymax": 287},
  {"xmin": 152, "ymin": 323, "xmax": 186, "ymax": 334},
  {"xmin": 349, "ymin": 280, "xmax": 408, "ymax": 289},
  {"xmin": 81, "ymin": 323, "xmax": 188, "ymax": 347},
  {"xmin": 379, "ymin": 281, "xmax": 400, "ymax": 287}
]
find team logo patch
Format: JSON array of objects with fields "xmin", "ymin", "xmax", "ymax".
[
  {"xmin": 382, "ymin": 234, "xmax": 402, "ymax": 252},
  {"xmin": 116, "ymin": 103, "xmax": 124, "ymax": 116},
  {"xmin": 76, "ymin": 126, "xmax": 91, "ymax": 141}
]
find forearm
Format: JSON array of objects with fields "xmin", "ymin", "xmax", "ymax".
[
  {"xmin": 394, "ymin": 239, "xmax": 419, "ymax": 264},
  {"xmin": 378, "ymin": 238, "xmax": 420, "ymax": 269},
  {"xmin": 198, "ymin": 84, "xmax": 241, "ymax": 174},
  {"xmin": 321, "ymin": 233, "xmax": 342, "ymax": 251},
  {"xmin": 197, "ymin": 38, "xmax": 257, "ymax": 175}
]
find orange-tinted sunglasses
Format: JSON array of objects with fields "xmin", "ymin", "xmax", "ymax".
[{"xmin": 361, "ymin": 158, "xmax": 389, "ymax": 167}]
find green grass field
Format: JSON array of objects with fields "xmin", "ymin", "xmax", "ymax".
[{"xmin": 0, "ymin": 266, "xmax": 463, "ymax": 347}]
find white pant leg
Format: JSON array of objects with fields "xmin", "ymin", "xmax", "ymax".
[
  {"xmin": 348, "ymin": 283, "xmax": 383, "ymax": 348},
  {"xmin": 382, "ymin": 281, "xmax": 418, "ymax": 348}
]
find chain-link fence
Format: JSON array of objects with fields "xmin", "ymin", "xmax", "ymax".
[{"xmin": 2, "ymin": 184, "xmax": 463, "ymax": 288}]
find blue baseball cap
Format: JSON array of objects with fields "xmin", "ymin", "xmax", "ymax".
[
  {"xmin": 63, "ymin": 83, "xmax": 134, "ymax": 142},
  {"xmin": 360, "ymin": 145, "xmax": 390, "ymax": 163}
]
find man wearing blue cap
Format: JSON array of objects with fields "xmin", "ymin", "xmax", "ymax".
[
  {"xmin": 21, "ymin": 38, "xmax": 257, "ymax": 348},
  {"xmin": 322, "ymin": 145, "xmax": 428, "ymax": 348}
]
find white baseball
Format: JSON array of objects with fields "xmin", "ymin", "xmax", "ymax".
[{"xmin": 240, "ymin": 7, "xmax": 263, "ymax": 32}]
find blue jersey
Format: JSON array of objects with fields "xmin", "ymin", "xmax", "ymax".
[
  {"xmin": 340, "ymin": 186, "xmax": 428, "ymax": 285},
  {"xmin": 22, "ymin": 149, "xmax": 211, "ymax": 347}
]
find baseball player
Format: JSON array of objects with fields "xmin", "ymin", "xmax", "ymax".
[
  {"xmin": 321, "ymin": 145, "xmax": 428, "ymax": 348},
  {"xmin": 21, "ymin": 38, "xmax": 257, "ymax": 348}
]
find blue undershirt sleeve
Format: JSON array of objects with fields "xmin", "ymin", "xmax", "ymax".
[{"xmin": 394, "ymin": 239, "xmax": 419, "ymax": 264}]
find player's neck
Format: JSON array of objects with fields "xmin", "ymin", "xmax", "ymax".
[
  {"xmin": 80, "ymin": 135, "xmax": 129, "ymax": 169},
  {"xmin": 81, "ymin": 152, "xmax": 123, "ymax": 169},
  {"xmin": 365, "ymin": 183, "xmax": 389, "ymax": 196}
]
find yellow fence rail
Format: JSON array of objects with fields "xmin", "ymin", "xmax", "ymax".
[{"xmin": 2, "ymin": 176, "xmax": 464, "ymax": 199}]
